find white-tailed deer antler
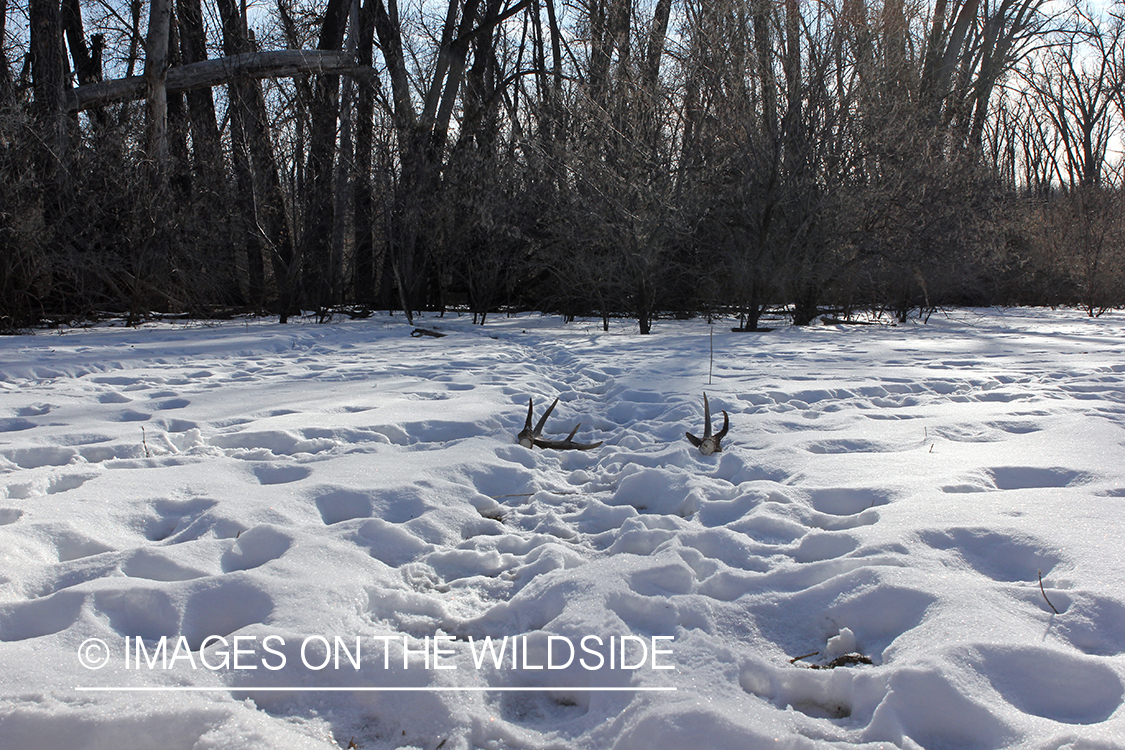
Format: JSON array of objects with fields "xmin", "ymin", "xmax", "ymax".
[
  {"xmin": 686, "ymin": 392, "xmax": 729, "ymax": 455},
  {"xmin": 518, "ymin": 397, "xmax": 603, "ymax": 451},
  {"xmin": 518, "ymin": 397, "xmax": 556, "ymax": 447}
]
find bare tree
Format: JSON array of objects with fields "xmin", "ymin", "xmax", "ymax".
[
  {"xmin": 3, "ymin": 0, "xmax": 1119, "ymax": 326},
  {"xmin": 1019, "ymin": 12, "xmax": 1119, "ymax": 189}
]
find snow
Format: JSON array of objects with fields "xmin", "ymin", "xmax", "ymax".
[{"xmin": 1, "ymin": 307, "xmax": 1123, "ymax": 749}]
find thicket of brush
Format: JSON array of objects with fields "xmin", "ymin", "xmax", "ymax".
[{"xmin": 3, "ymin": 0, "xmax": 1123, "ymax": 333}]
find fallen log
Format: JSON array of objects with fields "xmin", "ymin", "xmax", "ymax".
[{"xmin": 66, "ymin": 50, "xmax": 363, "ymax": 112}]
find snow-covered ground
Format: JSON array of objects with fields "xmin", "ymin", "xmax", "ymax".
[{"xmin": 1, "ymin": 308, "xmax": 1124, "ymax": 750}]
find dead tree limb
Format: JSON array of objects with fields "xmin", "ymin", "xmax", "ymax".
[{"xmin": 65, "ymin": 50, "xmax": 359, "ymax": 111}]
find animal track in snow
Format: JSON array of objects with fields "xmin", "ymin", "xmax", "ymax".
[
  {"xmin": 1044, "ymin": 592, "xmax": 1125, "ymax": 656},
  {"xmin": 791, "ymin": 532, "xmax": 859, "ymax": 563},
  {"xmin": 930, "ymin": 424, "xmax": 1001, "ymax": 443},
  {"xmin": 2, "ymin": 472, "xmax": 95, "ymax": 499},
  {"xmin": 112, "ymin": 409, "xmax": 151, "ymax": 422},
  {"xmin": 161, "ymin": 418, "xmax": 199, "ymax": 433},
  {"xmin": 942, "ymin": 466, "xmax": 1090, "ymax": 493},
  {"xmin": 805, "ymin": 508, "xmax": 881, "ymax": 532},
  {"xmin": 250, "ymin": 463, "xmax": 312, "ymax": 485},
  {"xmin": 824, "ymin": 585, "xmax": 935, "ymax": 660},
  {"xmin": 807, "ymin": 488, "xmax": 893, "ymax": 516},
  {"xmin": 0, "ymin": 418, "xmax": 36, "ymax": 432},
  {"xmin": 975, "ymin": 645, "xmax": 1123, "ymax": 724},
  {"xmin": 47, "ymin": 472, "xmax": 98, "ymax": 495},
  {"xmin": 179, "ymin": 579, "xmax": 275, "ymax": 650},
  {"xmin": 917, "ymin": 527, "xmax": 1062, "ymax": 582},
  {"xmin": 90, "ymin": 375, "xmax": 142, "ymax": 386},
  {"xmin": 3, "ymin": 446, "xmax": 77, "ymax": 469},
  {"xmin": 804, "ymin": 438, "xmax": 899, "ymax": 454},
  {"xmin": 39, "ymin": 523, "xmax": 116, "ymax": 562},
  {"xmin": 4, "ymin": 472, "xmax": 94, "ymax": 501},
  {"xmin": 498, "ymin": 691, "xmax": 591, "ymax": 729},
  {"xmin": 348, "ymin": 518, "xmax": 432, "ymax": 568},
  {"xmin": 28, "ymin": 555, "xmax": 121, "ymax": 598},
  {"xmin": 121, "ymin": 548, "xmax": 210, "ymax": 582},
  {"xmin": 984, "ymin": 419, "xmax": 1044, "ymax": 434},
  {"xmin": 986, "ymin": 466, "xmax": 1089, "ymax": 490},
  {"xmin": 0, "ymin": 590, "xmax": 84, "ymax": 641},
  {"xmin": 144, "ymin": 497, "xmax": 221, "ymax": 542},
  {"xmin": 628, "ymin": 560, "xmax": 699, "ymax": 597},
  {"xmin": 154, "ymin": 398, "xmax": 190, "ymax": 410},
  {"xmin": 209, "ymin": 429, "xmax": 336, "ymax": 458},
  {"xmin": 315, "ymin": 489, "xmax": 375, "ymax": 525},
  {"xmin": 875, "ymin": 667, "xmax": 1016, "ymax": 747},
  {"xmin": 221, "ymin": 526, "xmax": 292, "ymax": 572},
  {"xmin": 726, "ymin": 509, "xmax": 808, "ymax": 544}
]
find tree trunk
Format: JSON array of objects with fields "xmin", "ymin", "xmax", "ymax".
[
  {"xmin": 0, "ymin": 0, "xmax": 12, "ymax": 104},
  {"xmin": 372, "ymin": 0, "xmax": 420, "ymax": 319},
  {"xmin": 300, "ymin": 0, "xmax": 349, "ymax": 312},
  {"xmin": 61, "ymin": 0, "xmax": 100, "ymax": 86},
  {"xmin": 332, "ymin": 0, "xmax": 362, "ymax": 306},
  {"xmin": 177, "ymin": 0, "xmax": 240, "ymax": 302},
  {"xmin": 587, "ymin": 0, "xmax": 610, "ymax": 106},
  {"xmin": 216, "ymin": 0, "xmax": 296, "ymax": 315},
  {"xmin": 30, "ymin": 0, "xmax": 71, "ymax": 227},
  {"xmin": 919, "ymin": 0, "xmax": 981, "ymax": 125},
  {"xmin": 753, "ymin": 0, "xmax": 779, "ymax": 148},
  {"xmin": 176, "ymin": 0, "xmax": 223, "ymax": 177},
  {"xmin": 353, "ymin": 0, "xmax": 378, "ymax": 304},
  {"xmin": 542, "ymin": 0, "xmax": 564, "ymax": 168},
  {"xmin": 643, "ymin": 0, "xmax": 671, "ymax": 91},
  {"xmin": 166, "ymin": 18, "xmax": 195, "ymax": 199},
  {"xmin": 782, "ymin": 0, "xmax": 802, "ymax": 168},
  {"xmin": 144, "ymin": 0, "xmax": 172, "ymax": 165},
  {"xmin": 458, "ymin": 0, "xmax": 503, "ymax": 151}
]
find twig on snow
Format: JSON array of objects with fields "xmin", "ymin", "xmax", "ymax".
[{"xmin": 1039, "ymin": 569, "xmax": 1060, "ymax": 614}]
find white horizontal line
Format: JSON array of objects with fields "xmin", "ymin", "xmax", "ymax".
[{"xmin": 75, "ymin": 686, "xmax": 677, "ymax": 693}]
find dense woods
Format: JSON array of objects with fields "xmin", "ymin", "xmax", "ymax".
[{"xmin": 1, "ymin": 0, "xmax": 1123, "ymax": 332}]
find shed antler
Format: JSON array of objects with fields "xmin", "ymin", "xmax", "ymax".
[
  {"xmin": 518, "ymin": 397, "xmax": 556, "ymax": 448},
  {"xmin": 518, "ymin": 397, "xmax": 603, "ymax": 451},
  {"xmin": 686, "ymin": 393, "xmax": 729, "ymax": 455}
]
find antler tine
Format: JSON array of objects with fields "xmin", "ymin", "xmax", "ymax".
[
  {"xmin": 715, "ymin": 410, "xmax": 730, "ymax": 441},
  {"xmin": 517, "ymin": 397, "xmax": 536, "ymax": 447},
  {"xmin": 534, "ymin": 397, "xmax": 559, "ymax": 438},
  {"xmin": 534, "ymin": 422, "xmax": 602, "ymax": 450},
  {"xmin": 702, "ymin": 392, "xmax": 713, "ymax": 439}
]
